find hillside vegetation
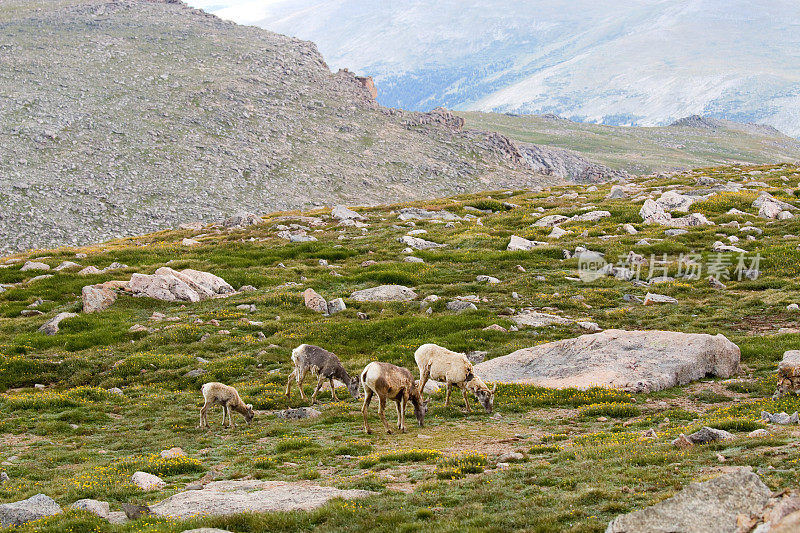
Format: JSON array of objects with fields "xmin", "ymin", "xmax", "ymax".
[
  {"xmin": 461, "ymin": 112, "xmax": 800, "ymax": 176},
  {"xmin": 1, "ymin": 163, "xmax": 800, "ymax": 531}
]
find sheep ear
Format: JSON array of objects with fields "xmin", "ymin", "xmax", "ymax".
[
  {"xmin": 491, "ymin": 384, "xmax": 497, "ymax": 393},
  {"xmin": 246, "ymin": 404, "xmax": 253, "ymax": 410}
]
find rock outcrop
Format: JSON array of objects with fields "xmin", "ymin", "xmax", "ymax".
[
  {"xmin": 38, "ymin": 312, "xmax": 78, "ymax": 335},
  {"xmin": 777, "ymin": 350, "xmax": 800, "ymax": 396},
  {"xmin": 606, "ymin": 469, "xmax": 770, "ymax": 533},
  {"xmin": 150, "ymin": 480, "xmax": 371, "ymax": 519},
  {"xmin": 474, "ymin": 329, "xmax": 740, "ymax": 392},
  {"xmin": 128, "ymin": 268, "xmax": 234, "ymax": 303}
]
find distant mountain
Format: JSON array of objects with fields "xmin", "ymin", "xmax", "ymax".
[{"xmin": 196, "ymin": 0, "xmax": 800, "ymax": 138}]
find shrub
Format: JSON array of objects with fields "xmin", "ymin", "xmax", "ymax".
[
  {"xmin": 359, "ymin": 449, "xmax": 443, "ymax": 469},
  {"xmin": 275, "ymin": 436, "xmax": 315, "ymax": 453},
  {"xmin": 578, "ymin": 402, "xmax": 641, "ymax": 418},
  {"xmin": 435, "ymin": 451, "xmax": 488, "ymax": 479}
]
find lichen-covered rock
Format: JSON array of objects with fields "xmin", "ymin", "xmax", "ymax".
[
  {"xmin": 150, "ymin": 480, "xmax": 371, "ymax": 519},
  {"xmin": 475, "ymin": 329, "xmax": 740, "ymax": 392},
  {"xmin": 38, "ymin": 312, "xmax": 78, "ymax": 335},
  {"xmin": 331, "ymin": 205, "xmax": 364, "ymax": 221},
  {"xmin": 82, "ymin": 285, "xmax": 117, "ymax": 313},
  {"xmin": 223, "ymin": 212, "xmax": 260, "ymax": 228},
  {"xmin": 131, "ymin": 471, "xmax": 166, "ymax": 491},
  {"xmin": 303, "ymin": 288, "xmax": 329, "ymax": 314},
  {"xmin": 128, "ymin": 268, "xmax": 233, "ymax": 303},
  {"xmin": 777, "ymin": 350, "xmax": 800, "ymax": 396},
  {"xmin": 507, "ymin": 235, "xmax": 546, "ymax": 251},
  {"xmin": 350, "ymin": 285, "xmax": 417, "ymax": 302},
  {"xmin": 606, "ymin": 469, "xmax": 771, "ymax": 533},
  {"xmin": 400, "ymin": 235, "xmax": 445, "ymax": 250},
  {"xmin": 0, "ymin": 494, "xmax": 62, "ymax": 527},
  {"xmin": 20, "ymin": 261, "xmax": 50, "ymax": 272},
  {"xmin": 70, "ymin": 499, "xmax": 110, "ymax": 519}
]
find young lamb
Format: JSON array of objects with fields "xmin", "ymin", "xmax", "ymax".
[
  {"xmin": 414, "ymin": 343, "xmax": 496, "ymax": 413},
  {"xmin": 199, "ymin": 382, "xmax": 254, "ymax": 428},
  {"xmin": 360, "ymin": 361, "xmax": 430, "ymax": 434},
  {"xmin": 285, "ymin": 344, "xmax": 361, "ymax": 404}
]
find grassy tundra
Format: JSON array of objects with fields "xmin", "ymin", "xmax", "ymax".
[{"xmin": 1, "ymin": 164, "xmax": 800, "ymax": 531}]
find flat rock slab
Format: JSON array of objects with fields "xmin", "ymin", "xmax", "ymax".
[
  {"xmin": 0, "ymin": 494, "xmax": 62, "ymax": 526},
  {"xmin": 606, "ymin": 469, "xmax": 770, "ymax": 533},
  {"xmin": 150, "ymin": 480, "xmax": 372, "ymax": 519},
  {"xmin": 474, "ymin": 329, "xmax": 740, "ymax": 393},
  {"xmin": 349, "ymin": 285, "xmax": 417, "ymax": 302}
]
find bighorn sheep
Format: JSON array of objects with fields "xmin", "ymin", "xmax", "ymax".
[
  {"xmin": 414, "ymin": 343, "xmax": 496, "ymax": 413},
  {"xmin": 285, "ymin": 344, "xmax": 361, "ymax": 404},
  {"xmin": 360, "ymin": 362, "xmax": 430, "ymax": 434},
  {"xmin": 199, "ymin": 382, "xmax": 254, "ymax": 428}
]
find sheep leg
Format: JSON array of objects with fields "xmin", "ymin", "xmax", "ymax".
[
  {"xmin": 285, "ymin": 368, "xmax": 296, "ymax": 398},
  {"xmin": 200, "ymin": 401, "xmax": 209, "ymax": 428},
  {"xmin": 398, "ymin": 398, "xmax": 407, "ymax": 433},
  {"xmin": 228, "ymin": 404, "xmax": 236, "ymax": 428},
  {"xmin": 221, "ymin": 404, "xmax": 228, "ymax": 427},
  {"xmin": 394, "ymin": 398, "xmax": 403, "ymax": 430},
  {"xmin": 418, "ymin": 363, "xmax": 431, "ymax": 395},
  {"xmin": 297, "ymin": 368, "xmax": 308, "ymax": 401},
  {"xmin": 362, "ymin": 389, "xmax": 373, "ymax": 434},
  {"xmin": 461, "ymin": 387, "xmax": 472, "ymax": 413},
  {"xmin": 330, "ymin": 378, "xmax": 340, "ymax": 402},
  {"xmin": 310, "ymin": 374, "xmax": 326, "ymax": 405},
  {"xmin": 378, "ymin": 395, "xmax": 392, "ymax": 434},
  {"xmin": 445, "ymin": 383, "xmax": 452, "ymax": 407}
]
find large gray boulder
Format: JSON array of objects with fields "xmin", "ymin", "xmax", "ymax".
[
  {"xmin": 38, "ymin": 312, "xmax": 78, "ymax": 335},
  {"xmin": 0, "ymin": 494, "xmax": 62, "ymax": 526},
  {"xmin": 82, "ymin": 285, "xmax": 117, "ymax": 313},
  {"xmin": 302, "ymin": 288, "xmax": 328, "ymax": 314},
  {"xmin": 350, "ymin": 285, "xmax": 417, "ymax": 302},
  {"xmin": 331, "ymin": 205, "xmax": 364, "ymax": 221},
  {"xmin": 150, "ymin": 480, "xmax": 371, "ymax": 519},
  {"xmin": 474, "ymin": 329, "xmax": 740, "ymax": 393},
  {"xmin": 606, "ymin": 469, "xmax": 771, "ymax": 533}
]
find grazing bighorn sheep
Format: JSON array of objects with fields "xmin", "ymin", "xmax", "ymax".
[
  {"xmin": 414, "ymin": 343, "xmax": 496, "ymax": 413},
  {"xmin": 285, "ymin": 344, "xmax": 361, "ymax": 404},
  {"xmin": 199, "ymin": 382, "xmax": 254, "ymax": 428},
  {"xmin": 360, "ymin": 362, "xmax": 430, "ymax": 434}
]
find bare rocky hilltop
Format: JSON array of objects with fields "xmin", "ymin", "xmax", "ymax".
[{"xmin": 1, "ymin": 0, "xmax": 605, "ymax": 254}]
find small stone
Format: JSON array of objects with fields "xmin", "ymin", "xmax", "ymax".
[
  {"xmin": 748, "ymin": 429, "xmax": 770, "ymax": 438},
  {"xmin": 446, "ymin": 301, "xmax": 477, "ymax": 312},
  {"xmin": 131, "ymin": 471, "xmax": 165, "ymax": 491},
  {"xmin": 70, "ymin": 499, "xmax": 110, "ymax": 519},
  {"xmin": 497, "ymin": 452, "xmax": 524, "ymax": 463},
  {"xmin": 327, "ymin": 298, "xmax": 346, "ymax": 315},
  {"xmin": 160, "ymin": 447, "xmax": 185, "ymax": 459}
]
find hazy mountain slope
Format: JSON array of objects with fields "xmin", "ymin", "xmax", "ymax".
[
  {"xmin": 0, "ymin": 0, "xmax": 555, "ymax": 255},
  {"xmin": 461, "ymin": 113, "xmax": 800, "ymax": 175},
  {"xmin": 211, "ymin": 0, "xmax": 800, "ymax": 137}
]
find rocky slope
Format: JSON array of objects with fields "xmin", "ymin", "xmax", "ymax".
[{"xmin": 0, "ymin": 0, "xmax": 567, "ymax": 255}]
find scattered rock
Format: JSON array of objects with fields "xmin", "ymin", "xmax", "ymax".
[
  {"xmin": 129, "ymin": 268, "xmax": 233, "ymax": 303},
  {"xmin": 686, "ymin": 426, "xmax": 734, "ymax": 444},
  {"xmin": 397, "ymin": 208, "xmax": 460, "ymax": 221},
  {"xmin": 511, "ymin": 311, "xmax": 572, "ymax": 328},
  {"xmin": 20, "ymin": 261, "xmax": 50, "ymax": 272},
  {"xmin": 466, "ymin": 351, "xmax": 487, "ymax": 364},
  {"xmin": 350, "ymin": 285, "xmax": 417, "ymax": 302},
  {"xmin": 606, "ymin": 469, "xmax": 770, "ymax": 533},
  {"xmin": 131, "ymin": 471, "xmax": 166, "ymax": 491},
  {"xmin": 476, "ymin": 275, "xmax": 500, "ymax": 284},
  {"xmin": 0, "ymin": 472, "xmax": 8, "ymax": 484},
  {"xmin": 302, "ymin": 289, "xmax": 329, "ymax": 314},
  {"xmin": 533, "ymin": 214, "xmax": 568, "ymax": 227},
  {"xmin": 446, "ymin": 301, "xmax": 477, "ymax": 312},
  {"xmin": 570, "ymin": 210, "xmax": 610, "ymax": 222},
  {"xmin": 82, "ymin": 285, "xmax": 117, "ymax": 313},
  {"xmin": 150, "ymin": 480, "xmax": 372, "ymax": 519},
  {"xmin": 400, "ymin": 235, "xmax": 445, "ymax": 250},
  {"xmin": 643, "ymin": 292, "xmax": 678, "ymax": 305},
  {"xmin": 483, "ymin": 324, "xmax": 507, "ymax": 332},
  {"xmin": 507, "ymin": 235, "xmax": 546, "ymax": 251},
  {"xmin": 777, "ymin": 350, "xmax": 800, "ymax": 396},
  {"xmin": 548, "ymin": 226, "xmax": 569, "ymax": 239},
  {"xmin": 38, "ymin": 312, "xmax": 78, "ymax": 335},
  {"xmin": 122, "ymin": 503, "xmax": 151, "ymax": 520},
  {"xmin": 331, "ymin": 205, "xmax": 364, "ymax": 221},
  {"xmin": 54, "ymin": 261, "xmax": 81, "ymax": 271},
  {"xmin": 475, "ymin": 329, "xmax": 740, "ymax": 392},
  {"xmin": 70, "ymin": 499, "xmax": 110, "ymax": 520},
  {"xmin": 160, "ymin": 447, "xmax": 185, "ymax": 459},
  {"xmin": 0, "ymin": 494, "xmax": 62, "ymax": 527},
  {"xmin": 327, "ymin": 298, "xmax": 346, "ymax": 315},
  {"xmin": 182, "ymin": 238, "xmax": 201, "ymax": 246},
  {"xmin": 748, "ymin": 429, "xmax": 770, "ymax": 438},
  {"xmin": 223, "ymin": 212, "xmax": 261, "ymax": 228},
  {"xmin": 656, "ymin": 190, "xmax": 695, "ymax": 212},
  {"xmin": 761, "ymin": 411, "xmax": 799, "ymax": 425},
  {"xmin": 184, "ymin": 369, "xmax": 207, "ymax": 378},
  {"xmin": 497, "ymin": 452, "xmax": 524, "ymax": 463},
  {"xmin": 708, "ymin": 276, "xmax": 727, "ymax": 289}
]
